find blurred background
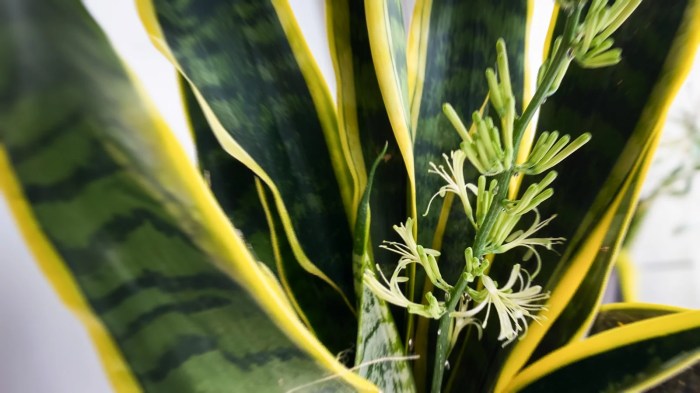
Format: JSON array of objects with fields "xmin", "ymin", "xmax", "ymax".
[{"xmin": 1, "ymin": 1, "xmax": 698, "ymax": 392}]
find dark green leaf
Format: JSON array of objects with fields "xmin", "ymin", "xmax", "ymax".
[
  {"xmin": 509, "ymin": 312, "xmax": 700, "ymax": 393},
  {"xmin": 405, "ymin": 1, "xmax": 529, "ymax": 390},
  {"xmin": 519, "ymin": 0, "xmax": 699, "ymax": 368},
  {"xmin": 180, "ymin": 77, "xmax": 356, "ymax": 354},
  {"xmin": 149, "ymin": 0, "xmax": 356, "ymax": 305}
]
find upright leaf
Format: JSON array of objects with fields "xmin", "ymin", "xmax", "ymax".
[
  {"xmin": 530, "ymin": 143, "xmax": 657, "ymax": 361},
  {"xmin": 180, "ymin": 78, "xmax": 356, "ymax": 354},
  {"xmin": 409, "ymin": 0, "xmax": 528, "ymax": 282},
  {"xmin": 365, "ymin": 0, "xmax": 416, "ymax": 223},
  {"xmin": 352, "ymin": 147, "xmax": 416, "ymax": 392},
  {"xmin": 139, "ymin": 0, "xmax": 357, "ymax": 306},
  {"xmin": 327, "ymin": 0, "xmax": 408, "ymax": 280},
  {"xmin": 364, "ymin": 0, "xmax": 419, "ymax": 356},
  {"xmin": 0, "ymin": 1, "xmax": 376, "ymax": 391}
]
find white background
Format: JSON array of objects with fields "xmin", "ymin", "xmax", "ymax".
[{"xmin": 0, "ymin": 1, "xmax": 697, "ymax": 392}]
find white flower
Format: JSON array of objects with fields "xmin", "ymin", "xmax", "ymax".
[
  {"xmin": 379, "ymin": 218, "xmax": 452, "ymax": 291},
  {"xmin": 490, "ymin": 211, "xmax": 564, "ymax": 278},
  {"xmin": 363, "ymin": 266, "xmax": 445, "ymax": 319},
  {"xmin": 425, "ymin": 150, "xmax": 476, "ymax": 226},
  {"xmin": 451, "ymin": 264, "xmax": 549, "ymax": 345},
  {"xmin": 448, "ymin": 295, "xmax": 483, "ymax": 354}
]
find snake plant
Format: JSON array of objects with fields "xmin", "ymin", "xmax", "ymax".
[{"xmin": 1, "ymin": 0, "xmax": 699, "ymax": 392}]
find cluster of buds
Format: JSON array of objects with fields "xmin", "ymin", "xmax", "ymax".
[{"xmin": 540, "ymin": 0, "xmax": 643, "ymax": 96}]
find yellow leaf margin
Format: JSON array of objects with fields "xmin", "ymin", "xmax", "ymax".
[{"xmin": 494, "ymin": 2, "xmax": 700, "ymax": 391}]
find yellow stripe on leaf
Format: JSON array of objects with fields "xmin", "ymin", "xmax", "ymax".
[
  {"xmin": 365, "ymin": 0, "xmax": 417, "ymax": 221},
  {"xmin": 0, "ymin": 147, "xmax": 142, "ymax": 393},
  {"xmin": 136, "ymin": 0, "xmax": 357, "ymax": 312},
  {"xmin": 272, "ymin": 0, "xmax": 360, "ymax": 226},
  {"xmin": 495, "ymin": 3, "xmax": 700, "ymax": 390},
  {"xmin": 506, "ymin": 311, "xmax": 700, "ymax": 392}
]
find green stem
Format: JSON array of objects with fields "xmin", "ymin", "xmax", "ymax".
[{"xmin": 429, "ymin": 5, "xmax": 583, "ymax": 392}]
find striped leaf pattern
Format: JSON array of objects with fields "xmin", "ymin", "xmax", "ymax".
[
  {"xmin": 403, "ymin": 0, "xmax": 529, "ymax": 390},
  {"xmin": 410, "ymin": 0, "xmax": 528, "ymax": 283},
  {"xmin": 0, "ymin": 1, "xmax": 375, "ymax": 392},
  {"xmin": 3, "ymin": 0, "xmax": 700, "ymax": 392},
  {"xmin": 327, "ymin": 0, "xmax": 408, "ymax": 283},
  {"xmin": 180, "ymin": 78, "xmax": 357, "ymax": 354},
  {"xmin": 144, "ymin": 0, "xmax": 357, "ymax": 305},
  {"xmin": 365, "ymin": 0, "xmax": 416, "ymax": 223}
]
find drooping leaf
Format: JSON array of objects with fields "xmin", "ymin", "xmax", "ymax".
[
  {"xmin": 0, "ymin": 1, "xmax": 376, "ymax": 391},
  {"xmin": 506, "ymin": 311, "xmax": 700, "ymax": 392},
  {"xmin": 180, "ymin": 77, "xmax": 356, "ymax": 354},
  {"xmin": 494, "ymin": 3, "xmax": 700, "ymax": 389},
  {"xmin": 138, "ymin": 0, "xmax": 357, "ymax": 306},
  {"xmin": 352, "ymin": 145, "xmax": 416, "ymax": 392}
]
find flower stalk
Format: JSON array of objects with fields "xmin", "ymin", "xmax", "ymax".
[{"xmin": 359, "ymin": 0, "xmax": 643, "ymax": 391}]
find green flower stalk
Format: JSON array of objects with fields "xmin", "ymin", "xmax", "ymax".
[{"xmin": 361, "ymin": 0, "xmax": 643, "ymax": 391}]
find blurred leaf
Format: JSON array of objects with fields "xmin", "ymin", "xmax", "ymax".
[
  {"xmin": 589, "ymin": 303, "xmax": 700, "ymax": 392},
  {"xmin": 0, "ymin": 0, "xmax": 376, "ymax": 391},
  {"xmin": 140, "ymin": 0, "xmax": 356, "ymax": 306}
]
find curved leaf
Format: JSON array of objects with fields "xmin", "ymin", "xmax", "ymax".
[
  {"xmin": 589, "ymin": 302, "xmax": 687, "ymax": 335},
  {"xmin": 590, "ymin": 303, "xmax": 699, "ymax": 392},
  {"xmin": 180, "ymin": 78, "xmax": 356, "ymax": 354},
  {"xmin": 256, "ymin": 181, "xmax": 358, "ymax": 356},
  {"xmin": 0, "ymin": 1, "xmax": 376, "ymax": 391},
  {"xmin": 507, "ymin": 311, "xmax": 700, "ymax": 392},
  {"xmin": 181, "ymin": 77, "xmax": 277, "ymax": 275},
  {"xmin": 494, "ymin": 2, "xmax": 700, "ymax": 390},
  {"xmin": 138, "ymin": 0, "xmax": 356, "ymax": 306}
]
